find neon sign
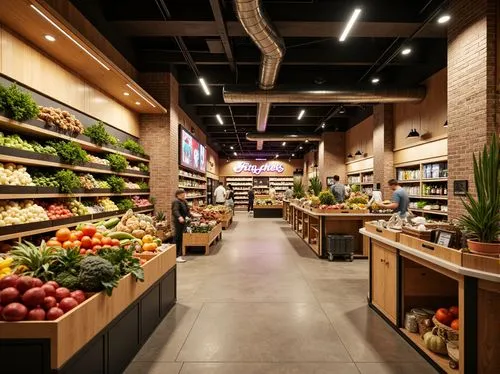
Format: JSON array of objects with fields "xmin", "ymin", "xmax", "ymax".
[{"xmin": 233, "ymin": 161, "xmax": 285, "ymax": 175}]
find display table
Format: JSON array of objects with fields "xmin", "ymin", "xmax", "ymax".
[
  {"xmin": 0, "ymin": 245, "xmax": 177, "ymax": 374},
  {"xmin": 283, "ymin": 200, "xmax": 291, "ymax": 222},
  {"xmin": 183, "ymin": 223, "xmax": 222, "ymax": 255},
  {"xmin": 221, "ymin": 211, "xmax": 233, "ymax": 229},
  {"xmin": 289, "ymin": 203, "xmax": 392, "ymax": 257},
  {"xmin": 253, "ymin": 204, "xmax": 284, "ymax": 218},
  {"xmin": 361, "ymin": 228, "xmax": 500, "ymax": 374}
]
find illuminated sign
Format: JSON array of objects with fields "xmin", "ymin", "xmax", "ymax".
[{"xmin": 233, "ymin": 161, "xmax": 285, "ymax": 175}]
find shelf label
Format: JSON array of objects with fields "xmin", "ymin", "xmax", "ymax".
[{"xmin": 233, "ymin": 161, "xmax": 285, "ymax": 175}]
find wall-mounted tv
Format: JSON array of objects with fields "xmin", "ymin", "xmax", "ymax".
[{"xmin": 179, "ymin": 127, "xmax": 206, "ymax": 174}]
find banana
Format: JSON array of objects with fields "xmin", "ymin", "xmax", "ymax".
[{"xmin": 0, "ymin": 257, "xmax": 13, "ymax": 269}]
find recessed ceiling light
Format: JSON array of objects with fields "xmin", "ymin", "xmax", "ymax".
[
  {"xmin": 339, "ymin": 8, "xmax": 362, "ymax": 42},
  {"xmin": 199, "ymin": 77, "xmax": 211, "ymax": 96},
  {"xmin": 339, "ymin": 107, "xmax": 346, "ymax": 114},
  {"xmin": 216, "ymin": 114, "xmax": 224, "ymax": 125},
  {"xmin": 305, "ymin": 139, "xmax": 309, "ymax": 143},
  {"xmin": 135, "ymin": 101, "xmax": 141, "ymax": 105},
  {"xmin": 292, "ymin": 153, "xmax": 295, "ymax": 157},
  {"xmin": 123, "ymin": 92, "xmax": 130, "ymax": 96},
  {"xmin": 371, "ymin": 77, "xmax": 380, "ymax": 84},
  {"xmin": 282, "ymin": 141, "xmax": 286, "ymax": 146},
  {"xmin": 299, "ymin": 146, "xmax": 303, "ymax": 150},
  {"xmin": 437, "ymin": 14, "xmax": 451, "ymax": 24},
  {"xmin": 233, "ymin": 152, "xmax": 238, "ymax": 156},
  {"xmin": 230, "ymin": 146, "xmax": 234, "ymax": 150},
  {"xmin": 275, "ymin": 154, "xmax": 279, "ymax": 158},
  {"xmin": 297, "ymin": 109, "xmax": 305, "ymax": 120},
  {"xmin": 401, "ymin": 48, "xmax": 412, "ymax": 55},
  {"xmin": 44, "ymin": 34, "xmax": 56, "ymax": 42},
  {"xmin": 321, "ymin": 123, "xmax": 325, "ymax": 128}
]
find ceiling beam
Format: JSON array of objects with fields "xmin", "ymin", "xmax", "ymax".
[
  {"xmin": 208, "ymin": 0, "xmax": 237, "ymax": 73},
  {"xmin": 112, "ymin": 21, "xmax": 446, "ymax": 38}
]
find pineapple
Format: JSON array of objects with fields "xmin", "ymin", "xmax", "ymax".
[
  {"xmin": 9, "ymin": 241, "xmax": 57, "ymax": 281},
  {"xmin": 155, "ymin": 211, "xmax": 166, "ymax": 223}
]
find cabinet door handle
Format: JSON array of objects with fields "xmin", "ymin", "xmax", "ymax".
[
  {"xmin": 380, "ymin": 258, "xmax": 385, "ymax": 263},
  {"xmin": 422, "ymin": 244, "xmax": 435, "ymax": 251},
  {"xmin": 376, "ymin": 228, "xmax": 383, "ymax": 233}
]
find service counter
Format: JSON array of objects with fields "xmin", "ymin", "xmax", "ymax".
[
  {"xmin": 254, "ymin": 204, "xmax": 283, "ymax": 218},
  {"xmin": 0, "ymin": 245, "xmax": 177, "ymax": 374},
  {"xmin": 288, "ymin": 203, "xmax": 391, "ymax": 257},
  {"xmin": 361, "ymin": 228, "xmax": 500, "ymax": 374}
]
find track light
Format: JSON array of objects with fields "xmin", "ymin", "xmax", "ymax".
[
  {"xmin": 401, "ymin": 48, "xmax": 412, "ymax": 56},
  {"xmin": 437, "ymin": 14, "xmax": 451, "ymax": 24},
  {"xmin": 233, "ymin": 152, "xmax": 238, "ymax": 156},
  {"xmin": 216, "ymin": 114, "xmax": 224, "ymax": 125},
  {"xmin": 292, "ymin": 153, "xmax": 295, "ymax": 157},
  {"xmin": 297, "ymin": 109, "xmax": 305, "ymax": 120},
  {"xmin": 199, "ymin": 77, "xmax": 211, "ymax": 96},
  {"xmin": 230, "ymin": 146, "xmax": 234, "ymax": 150},
  {"xmin": 299, "ymin": 146, "xmax": 303, "ymax": 150},
  {"xmin": 339, "ymin": 8, "xmax": 362, "ymax": 42},
  {"xmin": 275, "ymin": 154, "xmax": 279, "ymax": 158},
  {"xmin": 407, "ymin": 128, "xmax": 420, "ymax": 138},
  {"xmin": 339, "ymin": 107, "xmax": 346, "ymax": 114},
  {"xmin": 347, "ymin": 153, "xmax": 353, "ymax": 158},
  {"xmin": 321, "ymin": 123, "xmax": 325, "ymax": 129},
  {"xmin": 371, "ymin": 77, "xmax": 380, "ymax": 84},
  {"xmin": 355, "ymin": 150, "xmax": 362, "ymax": 156},
  {"xmin": 282, "ymin": 142, "xmax": 286, "ymax": 146}
]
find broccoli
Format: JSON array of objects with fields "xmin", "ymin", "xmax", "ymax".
[
  {"xmin": 78, "ymin": 256, "xmax": 117, "ymax": 295},
  {"xmin": 55, "ymin": 271, "xmax": 80, "ymax": 290}
]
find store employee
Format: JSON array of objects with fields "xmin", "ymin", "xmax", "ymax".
[{"xmin": 381, "ymin": 179, "xmax": 409, "ymax": 217}]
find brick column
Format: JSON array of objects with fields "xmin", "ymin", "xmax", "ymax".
[
  {"xmin": 372, "ymin": 104, "xmax": 394, "ymax": 198},
  {"xmin": 318, "ymin": 132, "xmax": 346, "ymax": 188},
  {"xmin": 447, "ymin": 0, "xmax": 499, "ymax": 220},
  {"xmin": 138, "ymin": 72, "xmax": 179, "ymax": 214}
]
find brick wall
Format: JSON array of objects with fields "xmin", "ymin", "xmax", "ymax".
[
  {"xmin": 447, "ymin": 0, "xmax": 499, "ymax": 220},
  {"xmin": 373, "ymin": 104, "xmax": 395, "ymax": 198},
  {"xmin": 318, "ymin": 132, "xmax": 346, "ymax": 188}
]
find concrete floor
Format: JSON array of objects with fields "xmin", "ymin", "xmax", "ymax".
[{"xmin": 125, "ymin": 213, "xmax": 436, "ymax": 374}]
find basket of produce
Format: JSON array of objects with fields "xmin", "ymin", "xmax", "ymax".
[
  {"xmin": 432, "ymin": 306, "xmax": 459, "ymax": 342},
  {"xmin": 402, "ymin": 226, "xmax": 433, "ymax": 241}
]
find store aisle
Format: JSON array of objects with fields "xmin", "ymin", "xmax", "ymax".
[{"xmin": 125, "ymin": 213, "xmax": 436, "ymax": 374}]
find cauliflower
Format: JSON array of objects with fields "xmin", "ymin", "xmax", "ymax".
[
  {"xmin": 132, "ymin": 229, "xmax": 145, "ymax": 239},
  {"xmin": 78, "ymin": 256, "xmax": 116, "ymax": 294}
]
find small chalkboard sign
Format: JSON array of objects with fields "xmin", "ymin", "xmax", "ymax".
[{"xmin": 453, "ymin": 180, "xmax": 468, "ymax": 196}]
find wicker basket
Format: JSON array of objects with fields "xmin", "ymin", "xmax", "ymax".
[
  {"xmin": 402, "ymin": 226, "xmax": 433, "ymax": 241},
  {"xmin": 432, "ymin": 316, "xmax": 459, "ymax": 342}
]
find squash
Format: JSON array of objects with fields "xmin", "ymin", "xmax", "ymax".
[{"xmin": 423, "ymin": 327, "xmax": 447, "ymax": 355}]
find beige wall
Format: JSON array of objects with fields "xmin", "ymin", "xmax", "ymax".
[
  {"xmin": 206, "ymin": 146, "xmax": 219, "ymax": 180},
  {"xmin": 393, "ymin": 68, "xmax": 447, "ymax": 151},
  {"xmin": 220, "ymin": 159, "xmax": 301, "ymax": 177},
  {"xmin": 319, "ymin": 132, "xmax": 346, "ymax": 187},
  {"xmin": 345, "ymin": 115, "xmax": 374, "ymax": 159},
  {"xmin": 0, "ymin": 26, "xmax": 139, "ymax": 136}
]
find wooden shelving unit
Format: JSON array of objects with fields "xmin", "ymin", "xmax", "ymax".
[
  {"xmin": 179, "ymin": 165, "xmax": 207, "ymax": 205},
  {"xmin": 226, "ymin": 176, "xmax": 253, "ymax": 208},
  {"xmin": 347, "ymin": 170, "xmax": 373, "ymax": 195}
]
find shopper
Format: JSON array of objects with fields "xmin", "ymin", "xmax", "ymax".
[
  {"xmin": 171, "ymin": 189, "xmax": 190, "ymax": 263},
  {"xmin": 226, "ymin": 184, "xmax": 235, "ymax": 212},
  {"xmin": 381, "ymin": 179, "xmax": 410, "ymax": 217},
  {"xmin": 214, "ymin": 181, "xmax": 226, "ymax": 205},
  {"xmin": 284, "ymin": 186, "xmax": 293, "ymax": 200},
  {"xmin": 248, "ymin": 186, "xmax": 255, "ymax": 213},
  {"xmin": 330, "ymin": 175, "xmax": 345, "ymax": 202}
]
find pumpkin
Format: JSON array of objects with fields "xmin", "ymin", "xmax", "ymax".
[{"xmin": 423, "ymin": 327, "xmax": 447, "ymax": 355}]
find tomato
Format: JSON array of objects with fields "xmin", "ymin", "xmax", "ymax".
[
  {"xmin": 93, "ymin": 232, "xmax": 103, "ymax": 240},
  {"xmin": 92, "ymin": 245, "xmax": 102, "ymax": 252},
  {"xmin": 435, "ymin": 308, "xmax": 453, "ymax": 326},
  {"xmin": 62, "ymin": 241, "xmax": 74, "ymax": 249},
  {"xmin": 91, "ymin": 237, "xmax": 101, "ymax": 247},
  {"xmin": 81, "ymin": 225, "xmax": 97, "ymax": 238},
  {"xmin": 111, "ymin": 239, "xmax": 120, "ymax": 247},
  {"xmin": 80, "ymin": 236, "xmax": 93, "ymax": 249},
  {"xmin": 46, "ymin": 240, "xmax": 62, "ymax": 248},
  {"xmin": 56, "ymin": 228, "xmax": 71, "ymax": 242},
  {"xmin": 73, "ymin": 240, "xmax": 82, "ymax": 249},
  {"xmin": 80, "ymin": 249, "xmax": 87, "ymax": 255},
  {"xmin": 451, "ymin": 319, "xmax": 459, "ymax": 330},
  {"xmin": 68, "ymin": 233, "xmax": 77, "ymax": 242},
  {"xmin": 74, "ymin": 231, "xmax": 84, "ymax": 240},
  {"xmin": 449, "ymin": 306, "xmax": 459, "ymax": 318},
  {"xmin": 101, "ymin": 237, "xmax": 112, "ymax": 246}
]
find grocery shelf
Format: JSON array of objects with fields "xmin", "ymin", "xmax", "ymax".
[
  {"xmin": 0, "ymin": 190, "xmax": 150, "ymax": 199},
  {"xmin": 179, "ymin": 174, "xmax": 206, "ymax": 182},
  {"xmin": 178, "ymin": 185, "xmax": 207, "ymax": 190},
  {"xmin": 0, "ymin": 115, "xmax": 150, "ymax": 163},
  {"xmin": 0, "ymin": 207, "xmax": 154, "ymax": 241},
  {"xmin": 410, "ymin": 208, "xmax": 448, "ymax": 216},
  {"xmin": 397, "ymin": 180, "xmax": 421, "ymax": 184},
  {"xmin": 186, "ymin": 195, "xmax": 207, "ymax": 199},
  {"xmin": 409, "ymin": 195, "xmax": 448, "ymax": 200},
  {"xmin": 361, "ymin": 182, "xmax": 374, "ymax": 186},
  {"xmin": 422, "ymin": 178, "xmax": 448, "ymax": 182}
]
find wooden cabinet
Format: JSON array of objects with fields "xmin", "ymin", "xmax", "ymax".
[{"xmin": 371, "ymin": 241, "xmax": 397, "ymax": 323}]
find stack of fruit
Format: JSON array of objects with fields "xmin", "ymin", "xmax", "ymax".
[
  {"xmin": 32, "ymin": 173, "xmax": 59, "ymax": 188},
  {"xmin": 0, "ymin": 200, "xmax": 49, "ymax": 226},
  {"xmin": 0, "ymin": 163, "xmax": 33, "ymax": 186},
  {"xmin": 124, "ymin": 181, "xmax": 141, "ymax": 189},
  {"xmin": 97, "ymin": 198, "xmax": 119, "ymax": 212},
  {"xmin": 38, "ymin": 107, "xmax": 85, "ymax": 134},
  {"xmin": 44, "ymin": 203, "xmax": 74, "ymax": 220},
  {"xmin": 47, "ymin": 225, "xmax": 120, "ymax": 255},
  {"xmin": 132, "ymin": 196, "xmax": 151, "ymax": 207},
  {"xmin": 68, "ymin": 199, "xmax": 89, "ymax": 216},
  {"xmin": 0, "ymin": 256, "xmax": 13, "ymax": 280},
  {"xmin": 0, "ymin": 133, "xmax": 58, "ymax": 156},
  {"xmin": 0, "ymin": 275, "xmax": 86, "ymax": 321},
  {"xmin": 96, "ymin": 180, "xmax": 110, "ymax": 189}
]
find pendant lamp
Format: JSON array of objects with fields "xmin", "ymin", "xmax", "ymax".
[
  {"xmin": 347, "ymin": 153, "xmax": 353, "ymax": 158},
  {"xmin": 355, "ymin": 150, "xmax": 362, "ymax": 156},
  {"xmin": 407, "ymin": 128, "xmax": 420, "ymax": 138}
]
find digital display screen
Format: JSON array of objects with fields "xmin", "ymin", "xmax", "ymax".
[{"xmin": 180, "ymin": 127, "xmax": 206, "ymax": 173}]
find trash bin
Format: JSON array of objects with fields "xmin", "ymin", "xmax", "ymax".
[{"xmin": 326, "ymin": 234, "xmax": 354, "ymax": 262}]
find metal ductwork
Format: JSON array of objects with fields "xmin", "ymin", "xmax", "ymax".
[
  {"xmin": 235, "ymin": 0, "xmax": 285, "ymax": 150},
  {"xmin": 246, "ymin": 133, "xmax": 322, "ymax": 142},
  {"xmin": 224, "ymin": 86, "xmax": 426, "ymax": 104}
]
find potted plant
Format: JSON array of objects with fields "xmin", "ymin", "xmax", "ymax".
[
  {"xmin": 309, "ymin": 176, "xmax": 322, "ymax": 196},
  {"xmin": 292, "ymin": 181, "xmax": 305, "ymax": 199},
  {"xmin": 459, "ymin": 134, "xmax": 500, "ymax": 254}
]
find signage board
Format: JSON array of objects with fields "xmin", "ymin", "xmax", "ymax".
[{"xmin": 233, "ymin": 161, "xmax": 285, "ymax": 175}]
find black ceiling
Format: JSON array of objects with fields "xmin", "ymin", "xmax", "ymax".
[{"xmin": 69, "ymin": 0, "xmax": 448, "ymax": 159}]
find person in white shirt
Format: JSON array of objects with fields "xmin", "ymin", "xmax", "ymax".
[{"xmin": 213, "ymin": 182, "xmax": 227, "ymax": 205}]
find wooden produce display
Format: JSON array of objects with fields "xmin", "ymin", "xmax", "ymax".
[
  {"xmin": 0, "ymin": 246, "xmax": 177, "ymax": 374},
  {"xmin": 221, "ymin": 211, "xmax": 233, "ymax": 229},
  {"xmin": 364, "ymin": 221, "xmax": 401, "ymax": 242},
  {"xmin": 400, "ymin": 234, "xmax": 462, "ymax": 266},
  {"xmin": 183, "ymin": 223, "xmax": 222, "ymax": 255}
]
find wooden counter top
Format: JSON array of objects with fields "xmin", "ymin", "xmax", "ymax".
[
  {"xmin": 361, "ymin": 228, "xmax": 500, "ymax": 283},
  {"xmin": 291, "ymin": 203, "xmax": 393, "ymax": 217}
]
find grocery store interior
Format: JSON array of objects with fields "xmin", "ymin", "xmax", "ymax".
[{"xmin": 0, "ymin": 1, "xmax": 499, "ymax": 374}]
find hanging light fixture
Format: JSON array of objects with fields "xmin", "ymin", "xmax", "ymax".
[
  {"xmin": 443, "ymin": 121, "xmax": 448, "ymax": 128},
  {"xmin": 347, "ymin": 153, "xmax": 353, "ymax": 158},
  {"xmin": 407, "ymin": 128, "xmax": 420, "ymax": 138},
  {"xmin": 355, "ymin": 150, "xmax": 362, "ymax": 156}
]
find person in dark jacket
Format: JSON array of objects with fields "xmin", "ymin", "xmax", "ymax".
[
  {"xmin": 248, "ymin": 186, "xmax": 255, "ymax": 213},
  {"xmin": 172, "ymin": 189, "xmax": 190, "ymax": 263}
]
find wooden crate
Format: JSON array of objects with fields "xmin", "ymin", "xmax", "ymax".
[
  {"xmin": 400, "ymin": 234, "xmax": 462, "ymax": 265},
  {"xmin": 310, "ymin": 208, "xmax": 369, "ymax": 214},
  {"xmin": 402, "ymin": 226, "xmax": 433, "ymax": 241},
  {"xmin": 183, "ymin": 223, "xmax": 222, "ymax": 255},
  {"xmin": 221, "ymin": 212, "xmax": 233, "ymax": 229},
  {"xmin": 365, "ymin": 221, "xmax": 401, "ymax": 242},
  {"xmin": 0, "ymin": 245, "xmax": 176, "ymax": 369},
  {"xmin": 462, "ymin": 252, "xmax": 500, "ymax": 275}
]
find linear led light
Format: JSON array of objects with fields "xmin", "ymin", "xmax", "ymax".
[
  {"xmin": 339, "ymin": 8, "xmax": 362, "ymax": 42},
  {"xmin": 297, "ymin": 109, "xmax": 305, "ymax": 120},
  {"xmin": 216, "ymin": 114, "xmax": 224, "ymax": 125},
  {"xmin": 282, "ymin": 141, "xmax": 286, "ymax": 146},
  {"xmin": 30, "ymin": 4, "xmax": 110, "ymax": 71},
  {"xmin": 255, "ymin": 158, "xmax": 266, "ymax": 161},
  {"xmin": 199, "ymin": 77, "xmax": 211, "ymax": 96},
  {"xmin": 233, "ymin": 152, "xmax": 238, "ymax": 156},
  {"xmin": 126, "ymin": 84, "xmax": 157, "ymax": 108}
]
